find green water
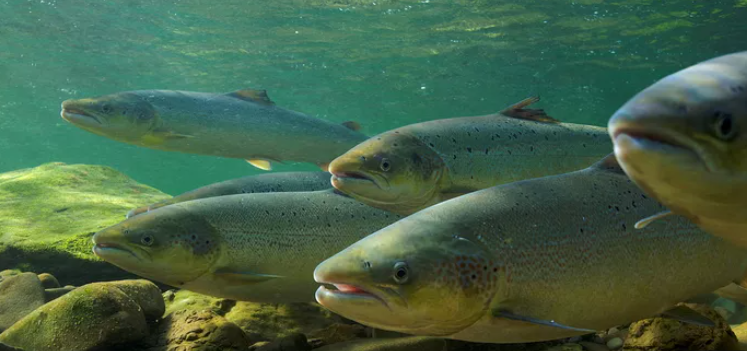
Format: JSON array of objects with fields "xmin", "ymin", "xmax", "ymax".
[{"xmin": 1, "ymin": 0, "xmax": 744, "ymax": 194}]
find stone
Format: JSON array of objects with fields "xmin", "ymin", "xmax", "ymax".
[
  {"xmin": 0, "ymin": 343, "xmax": 22, "ymax": 351},
  {"xmin": 0, "ymin": 273, "xmax": 45, "ymax": 332},
  {"xmin": 87, "ymin": 280, "xmax": 165, "ymax": 321},
  {"xmin": 0, "ymin": 283, "xmax": 148, "ymax": 351},
  {"xmin": 623, "ymin": 303, "xmax": 741, "ymax": 351},
  {"xmin": 579, "ymin": 341, "xmax": 611, "ymax": 351},
  {"xmin": 0, "ymin": 163, "xmax": 169, "ymax": 286},
  {"xmin": 606, "ymin": 337, "xmax": 623, "ymax": 350},
  {"xmin": 36, "ymin": 273, "xmax": 59, "ymax": 289},
  {"xmin": 147, "ymin": 309, "xmax": 249, "ymax": 351},
  {"xmin": 251, "ymin": 333, "xmax": 311, "ymax": 351},
  {"xmin": 314, "ymin": 337, "xmax": 447, "ymax": 351},
  {"xmin": 544, "ymin": 343, "xmax": 583, "ymax": 351},
  {"xmin": 306, "ymin": 323, "xmax": 367, "ymax": 347}
]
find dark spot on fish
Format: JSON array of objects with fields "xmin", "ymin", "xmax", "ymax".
[
  {"xmin": 474, "ymin": 127, "xmax": 480, "ymax": 132},
  {"xmin": 530, "ymin": 146, "xmax": 534, "ymax": 152},
  {"xmin": 483, "ymin": 266, "xmax": 488, "ymax": 270},
  {"xmin": 493, "ymin": 268, "xmax": 498, "ymax": 272},
  {"xmin": 411, "ymin": 153, "xmax": 423, "ymax": 164},
  {"xmin": 453, "ymin": 155, "xmax": 457, "ymax": 160},
  {"xmin": 281, "ymin": 212, "xmax": 285, "ymax": 216},
  {"xmin": 467, "ymin": 132, "xmax": 471, "ymax": 137},
  {"xmin": 580, "ymin": 228, "xmax": 584, "ymax": 233},
  {"xmin": 393, "ymin": 143, "xmax": 398, "ymax": 147},
  {"xmin": 484, "ymin": 148, "xmax": 489, "ymax": 155},
  {"xmin": 54, "ymin": 207, "xmax": 69, "ymax": 213},
  {"xmin": 265, "ymin": 210, "xmax": 270, "ymax": 215},
  {"xmin": 507, "ymin": 150, "xmax": 512, "ymax": 155},
  {"xmin": 377, "ymin": 137, "xmax": 381, "ymax": 141},
  {"xmin": 191, "ymin": 234, "xmax": 197, "ymax": 240},
  {"xmin": 429, "ymin": 143, "xmax": 435, "ymax": 148},
  {"xmin": 544, "ymin": 136, "xmax": 548, "ymax": 141},
  {"xmin": 471, "ymin": 274, "xmax": 477, "ymax": 280},
  {"xmin": 394, "ymin": 131, "xmax": 400, "ymax": 134},
  {"xmin": 582, "ymin": 143, "xmax": 586, "ymax": 148},
  {"xmin": 615, "ymin": 206, "xmax": 620, "ymax": 211},
  {"xmin": 622, "ymin": 223, "xmax": 627, "ymax": 231},
  {"xmin": 452, "ymin": 138, "xmax": 457, "ymax": 143},
  {"xmin": 467, "ymin": 147, "xmax": 472, "ymax": 153}
]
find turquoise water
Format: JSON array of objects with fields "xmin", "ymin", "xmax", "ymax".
[{"xmin": 1, "ymin": 0, "xmax": 745, "ymax": 194}]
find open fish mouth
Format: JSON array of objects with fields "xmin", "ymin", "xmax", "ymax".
[
  {"xmin": 61, "ymin": 108, "xmax": 102, "ymax": 125},
  {"xmin": 331, "ymin": 171, "xmax": 380, "ymax": 188},
  {"xmin": 315, "ymin": 280, "xmax": 390, "ymax": 307}
]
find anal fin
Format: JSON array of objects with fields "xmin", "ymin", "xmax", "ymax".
[{"xmin": 659, "ymin": 305, "xmax": 715, "ymax": 327}]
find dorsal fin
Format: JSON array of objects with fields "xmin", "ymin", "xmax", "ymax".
[
  {"xmin": 226, "ymin": 89, "xmax": 275, "ymax": 106},
  {"xmin": 498, "ymin": 96, "xmax": 560, "ymax": 124},
  {"xmin": 590, "ymin": 153, "xmax": 625, "ymax": 174},
  {"xmin": 341, "ymin": 121, "xmax": 361, "ymax": 131}
]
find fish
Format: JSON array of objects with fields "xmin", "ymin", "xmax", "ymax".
[
  {"xmin": 607, "ymin": 51, "xmax": 747, "ymax": 247},
  {"xmin": 60, "ymin": 89, "xmax": 367, "ymax": 171},
  {"xmin": 126, "ymin": 171, "xmax": 332, "ymax": 218},
  {"xmin": 313, "ymin": 154, "xmax": 747, "ymax": 344},
  {"xmin": 328, "ymin": 96, "xmax": 612, "ymax": 215},
  {"xmin": 92, "ymin": 189, "xmax": 404, "ymax": 303}
]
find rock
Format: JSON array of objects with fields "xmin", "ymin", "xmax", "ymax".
[
  {"xmin": 0, "ymin": 272, "xmax": 45, "ymax": 332},
  {"xmin": 606, "ymin": 337, "xmax": 623, "ymax": 350},
  {"xmin": 36, "ymin": 273, "xmax": 59, "ymax": 289},
  {"xmin": 0, "ymin": 342, "xmax": 22, "ymax": 351},
  {"xmin": 165, "ymin": 290, "xmax": 341, "ymax": 344},
  {"xmin": 0, "ymin": 283, "xmax": 148, "ymax": 351},
  {"xmin": 0, "ymin": 163, "xmax": 169, "ymax": 286},
  {"xmin": 43, "ymin": 285, "xmax": 76, "ymax": 302},
  {"xmin": 146, "ymin": 309, "xmax": 249, "ymax": 351},
  {"xmin": 306, "ymin": 323, "xmax": 367, "ymax": 347},
  {"xmin": 579, "ymin": 341, "xmax": 611, "ymax": 351},
  {"xmin": 623, "ymin": 303, "xmax": 741, "ymax": 351},
  {"xmin": 251, "ymin": 333, "xmax": 311, "ymax": 351},
  {"xmin": 315, "ymin": 337, "xmax": 447, "ymax": 351},
  {"xmin": 544, "ymin": 343, "xmax": 583, "ymax": 351},
  {"xmin": 87, "ymin": 280, "xmax": 165, "ymax": 321}
]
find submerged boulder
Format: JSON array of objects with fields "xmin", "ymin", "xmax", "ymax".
[
  {"xmin": 0, "ymin": 162, "xmax": 169, "ymax": 285},
  {"xmin": 623, "ymin": 303, "xmax": 740, "ymax": 351},
  {"xmin": 0, "ymin": 273, "xmax": 45, "ymax": 333},
  {"xmin": 0, "ymin": 282, "xmax": 152, "ymax": 351},
  {"xmin": 146, "ymin": 309, "xmax": 250, "ymax": 351}
]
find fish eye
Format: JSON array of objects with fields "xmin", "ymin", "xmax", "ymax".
[
  {"xmin": 141, "ymin": 234, "xmax": 154, "ymax": 246},
  {"xmin": 713, "ymin": 111, "xmax": 737, "ymax": 140},
  {"xmin": 392, "ymin": 262, "xmax": 409, "ymax": 284},
  {"xmin": 101, "ymin": 104, "xmax": 113, "ymax": 113},
  {"xmin": 380, "ymin": 158, "xmax": 392, "ymax": 172}
]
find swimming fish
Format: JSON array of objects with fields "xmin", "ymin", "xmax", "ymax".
[
  {"xmin": 60, "ymin": 89, "xmax": 367, "ymax": 171},
  {"xmin": 92, "ymin": 189, "xmax": 403, "ymax": 303},
  {"xmin": 126, "ymin": 171, "xmax": 332, "ymax": 218},
  {"xmin": 313, "ymin": 154, "xmax": 747, "ymax": 344},
  {"xmin": 328, "ymin": 97, "xmax": 612, "ymax": 214},
  {"xmin": 608, "ymin": 51, "xmax": 747, "ymax": 247}
]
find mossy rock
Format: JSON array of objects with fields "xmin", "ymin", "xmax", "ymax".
[{"xmin": 0, "ymin": 162, "xmax": 169, "ymax": 285}]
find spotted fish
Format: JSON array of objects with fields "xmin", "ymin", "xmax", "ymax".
[
  {"xmin": 93, "ymin": 189, "xmax": 403, "ymax": 303},
  {"xmin": 608, "ymin": 51, "xmax": 747, "ymax": 248},
  {"xmin": 61, "ymin": 89, "xmax": 366, "ymax": 171},
  {"xmin": 328, "ymin": 97, "xmax": 611, "ymax": 214},
  {"xmin": 313, "ymin": 154, "xmax": 747, "ymax": 343},
  {"xmin": 126, "ymin": 171, "xmax": 332, "ymax": 218}
]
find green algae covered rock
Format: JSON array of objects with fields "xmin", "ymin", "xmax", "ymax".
[
  {"xmin": 0, "ymin": 162, "xmax": 169, "ymax": 285},
  {"xmin": 0, "ymin": 283, "xmax": 149, "ymax": 351},
  {"xmin": 0, "ymin": 273, "xmax": 45, "ymax": 333},
  {"xmin": 164, "ymin": 290, "xmax": 342, "ymax": 344}
]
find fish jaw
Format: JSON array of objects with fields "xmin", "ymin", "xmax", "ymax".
[
  {"xmin": 61, "ymin": 99, "xmax": 105, "ymax": 129},
  {"xmin": 92, "ymin": 227, "xmax": 153, "ymax": 274}
]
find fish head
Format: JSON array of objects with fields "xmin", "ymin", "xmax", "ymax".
[
  {"xmin": 61, "ymin": 92, "xmax": 158, "ymax": 142},
  {"xmin": 314, "ymin": 218, "xmax": 495, "ymax": 336},
  {"xmin": 329, "ymin": 131, "xmax": 446, "ymax": 213},
  {"xmin": 92, "ymin": 204, "xmax": 221, "ymax": 287},
  {"xmin": 609, "ymin": 51, "xmax": 747, "ymax": 222}
]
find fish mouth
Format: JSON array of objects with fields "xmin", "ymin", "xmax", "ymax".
[
  {"xmin": 611, "ymin": 125, "xmax": 711, "ymax": 167},
  {"xmin": 61, "ymin": 108, "xmax": 103, "ymax": 125},
  {"xmin": 92, "ymin": 239, "xmax": 142, "ymax": 261},
  {"xmin": 314, "ymin": 280, "xmax": 390, "ymax": 309},
  {"xmin": 331, "ymin": 171, "xmax": 381, "ymax": 189}
]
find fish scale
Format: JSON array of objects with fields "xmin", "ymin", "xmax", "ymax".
[
  {"xmin": 93, "ymin": 189, "xmax": 404, "ymax": 303},
  {"xmin": 313, "ymin": 155, "xmax": 747, "ymax": 343}
]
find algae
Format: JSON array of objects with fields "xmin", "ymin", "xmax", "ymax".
[{"xmin": 0, "ymin": 162, "xmax": 170, "ymax": 285}]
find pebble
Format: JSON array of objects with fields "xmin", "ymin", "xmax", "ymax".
[{"xmin": 606, "ymin": 337, "xmax": 623, "ymax": 350}]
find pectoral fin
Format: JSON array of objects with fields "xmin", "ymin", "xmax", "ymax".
[
  {"xmin": 142, "ymin": 128, "xmax": 194, "ymax": 145},
  {"xmin": 659, "ymin": 305, "xmax": 715, "ymax": 327},
  {"xmin": 635, "ymin": 210, "xmax": 675, "ymax": 229},
  {"xmin": 214, "ymin": 269, "xmax": 284, "ymax": 283},
  {"xmin": 246, "ymin": 159, "xmax": 273, "ymax": 171},
  {"xmin": 493, "ymin": 309, "xmax": 596, "ymax": 332}
]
